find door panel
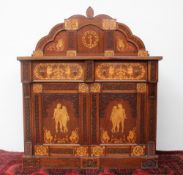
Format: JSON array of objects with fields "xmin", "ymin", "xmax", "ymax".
[
  {"xmin": 91, "ymin": 83, "xmax": 147, "ymax": 145},
  {"xmin": 99, "ymin": 92, "xmax": 137, "ymax": 144},
  {"xmin": 41, "ymin": 93, "xmax": 80, "ymax": 144},
  {"xmin": 32, "ymin": 83, "xmax": 85, "ymax": 145}
]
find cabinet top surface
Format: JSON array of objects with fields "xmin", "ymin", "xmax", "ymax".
[{"xmin": 17, "ymin": 56, "xmax": 162, "ymax": 61}]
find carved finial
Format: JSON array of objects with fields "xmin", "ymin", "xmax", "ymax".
[{"xmin": 86, "ymin": 6, "xmax": 94, "ymax": 18}]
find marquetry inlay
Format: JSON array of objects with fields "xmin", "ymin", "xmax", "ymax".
[
  {"xmin": 64, "ymin": 19, "xmax": 78, "ymax": 30},
  {"xmin": 95, "ymin": 63, "xmax": 146, "ymax": 80},
  {"xmin": 33, "ymin": 63, "xmax": 84, "ymax": 80},
  {"xmin": 34, "ymin": 145, "xmax": 48, "ymax": 156}
]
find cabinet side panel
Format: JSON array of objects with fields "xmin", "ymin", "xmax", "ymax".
[
  {"xmin": 148, "ymin": 83, "xmax": 157, "ymax": 148},
  {"xmin": 21, "ymin": 61, "xmax": 32, "ymax": 83},
  {"xmin": 23, "ymin": 83, "xmax": 32, "ymax": 155},
  {"xmin": 148, "ymin": 61, "xmax": 158, "ymax": 82}
]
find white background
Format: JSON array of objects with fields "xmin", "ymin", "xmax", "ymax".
[{"xmin": 0, "ymin": 0, "xmax": 183, "ymax": 151}]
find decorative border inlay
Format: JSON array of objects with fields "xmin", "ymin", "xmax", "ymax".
[
  {"xmin": 90, "ymin": 83, "xmax": 101, "ymax": 93},
  {"xmin": 79, "ymin": 83, "xmax": 101, "ymax": 93},
  {"xmin": 131, "ymin": 145, "xmax": 145, "ymax": 156},
  {"xmin": 33, "ymin": 84, "xmax": 43, "ymax": 93},
  {"xmin": 34, "ymin": 145, "xmax": 48, "ymax": 156},
  {"xmin": 91, "ymin": 146, "xmax": 105, "ymax": 156},
  {"xmin": 33, "ymin": 144, "xmax": 146, "ymax": 157},
  {"xmin": 104, "ymin": 50, "xmax": 114, "ymax": 56},
  {"xmin": 79, "ymin": 83, "xmax": 89, "ymax": 93},
  {"xmin": 66, "ymin": 50, "xmax": 77, "ymax": 57},
  {"xmin": 102, "ymin": 19, "xmax": 117, "ymax": 30},
  {"xmin": 64, "ymin": 19, "xmax": 78, "ymax": 30},
  {"xmin": 137, "ymin": 83, "xmax": 147, "ymax": 93},
  {"xmin": 75, "ymin": 146, "xmax": 89, "ymax": 157}
]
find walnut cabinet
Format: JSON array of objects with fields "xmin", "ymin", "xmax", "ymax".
[{"xmin": 17, "ymin": 7, "xmax": 162, "ymax": 169}]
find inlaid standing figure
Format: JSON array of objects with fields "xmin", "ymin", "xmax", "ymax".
[
  {"xmin": 110, "ymin": 103, "xmax": 127, "ymax": 133},
  {"xmin": 53, "ymin": 103, "xmax": 70, "ymax": 133}
]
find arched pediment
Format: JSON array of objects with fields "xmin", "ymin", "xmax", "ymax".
[{"xmin": 33, "ymin": 7, "xmax": 148, "ymax": 57}]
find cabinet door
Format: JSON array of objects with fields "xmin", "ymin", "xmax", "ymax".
[
  {"xmin": 91, "ymin": 83, "xmax": 147, "ymax": 145},
  {"xmin": 32, "ymin": 83, "xmax": 86, "ymax": 146}
]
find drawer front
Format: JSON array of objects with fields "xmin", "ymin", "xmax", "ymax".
[
  {"xmin": 95, "ymin": 62, "xmax": 147, "ymax": 81},
  {"xmin": 33, "ymin": 62, "xmax": 85, "ymax": 81}
]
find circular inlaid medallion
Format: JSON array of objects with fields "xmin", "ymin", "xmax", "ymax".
[{"xmin": 82, "ymin": 30, "xmax": 99, "ymax": 49}]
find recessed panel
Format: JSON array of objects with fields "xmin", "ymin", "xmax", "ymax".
[
  {"xmin": 41, "ymin": 93, "xmax": 81, "ymax": 144},
  {"xmin": 99, "ymin": 93, "xmax": 137, "ymax": 144}
]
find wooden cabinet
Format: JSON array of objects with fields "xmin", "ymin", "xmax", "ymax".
[{"xmin": 18, "ymin": 7, "xmax": 162, "ymax": 169}]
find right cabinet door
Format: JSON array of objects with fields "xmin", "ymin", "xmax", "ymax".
[{"xmin": 91, "ymin": 82, "xmax": 148, "ymax": 147}]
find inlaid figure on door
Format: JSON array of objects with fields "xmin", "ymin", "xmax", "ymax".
[
  {"xmin": 110, "ymin": 103, "xmax": 127, "ymax": 133},
  {"xmin": 53, "ymin": 103, "xmax": 70, "ymax": 133}
]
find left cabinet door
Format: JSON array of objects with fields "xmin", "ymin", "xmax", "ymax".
[{"xmin": 32, "ymin": 83, "xmax": 86, "ymax": 147}]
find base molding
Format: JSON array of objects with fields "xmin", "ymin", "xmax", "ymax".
[{"xmin": 23, "ymin": 155, "xmax": 158, "ymax": 170}]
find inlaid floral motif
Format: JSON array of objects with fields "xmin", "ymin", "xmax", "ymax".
[
  {"xmin": 95, "ymin": 63, "xmax": 146, "ymax": 80},
  {"xmin": 34, "ymin": 63, "xmax": 84, "ymax": 80}
]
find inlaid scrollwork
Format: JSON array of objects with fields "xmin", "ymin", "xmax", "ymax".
[
  {"xmin": 33, "ymin": 84, "xmax": 42, "ymax": 93},
  {"xmin": 137, "ymin": 83, "xmax": 147, "ymax": 93},
  {"xmin": 46, "ymin": 39, "xmax": 64, "ymax": 51},
  {"xmin": 34, "ymin": 145, "xmax": 48, "ymax": 156},
  {"xmin": 75, "ymin": 147, "xmax": 88, "ymax": 156},
  {"xmin": 90, "ymin": 83, "xmax": 101, "ymax": 93},
  {"xmin": 127, "ymin": 127, "xmax": 136, "ymax": 143},
  {"xmin": 43, "ymin": 128, "xmax": 79, "ymax": 144},
  {"xmin": 44, "ymin": 129, "xmax": 53, "ymax": 144},
  {"xmin": 131, "ymin": 145, "xmax": 145, "ymax": 156},
  {"xmin": 79, "ymin": 83, "xmax": 89, "ymax": 93},
  {"xmin": 33, "ymin": 63, "xmax": 84, "ymax": 80},
  {"xmin": 69, "ymin": 128, "xmax": 79, "ymax": 143},
  {"xmin": 91, "ymin": 146, "xmax": 105, "ymax": 156},
  {"xmin": 117, "ymin": 39, "xmax": 126, "ymax": 51},
  {"xmin": 95, "ymin": 63, "xmax": 146, "ymax": 80},
  {"xmin": 101, "ymin": 130, "xmax": 110, "ymax": 144}
]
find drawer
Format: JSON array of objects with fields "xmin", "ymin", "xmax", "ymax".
[
  {"xmin": 33, "ymin": 62, "xmax": 85, "ymax": 81},
  {"xmin": 95, "ymin": 62, "xmax": 147, "ymax": 81}
]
